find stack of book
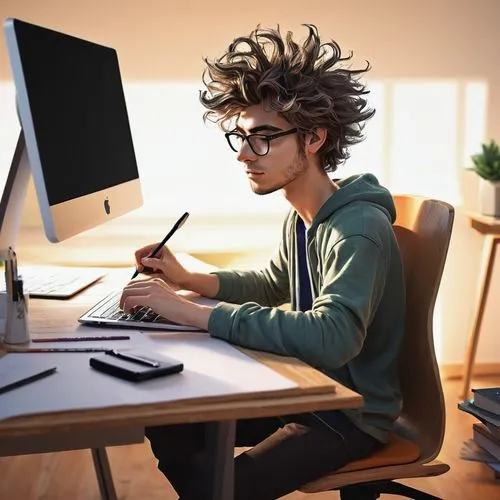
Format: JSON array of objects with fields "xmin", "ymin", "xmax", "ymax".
[{"xmin": 459, "ymin": 387, "xmax": 500, "ymax": 478}]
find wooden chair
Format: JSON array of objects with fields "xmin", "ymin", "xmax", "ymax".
[{"xmin": 299, "ymin": 195, "xmax": 455, "ymax": 499}]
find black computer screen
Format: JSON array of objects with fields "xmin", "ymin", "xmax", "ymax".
[{"xmin": 13, "ymin": 20, "xmax": 139, "ymax": 205}]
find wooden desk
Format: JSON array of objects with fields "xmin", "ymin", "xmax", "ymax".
[
  {"xmin": 461, "ymin": 213, "xmax": 500, "ymax": 399},
  {"xmin": 0, "ymin": 267, "xmax": 363, "ymax": 500}
]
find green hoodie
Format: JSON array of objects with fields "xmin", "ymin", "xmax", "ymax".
[{"xmin": 208, "ymin": 173, "xmax": 406, "ymax": 442}]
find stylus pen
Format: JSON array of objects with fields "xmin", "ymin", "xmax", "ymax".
[
  {"xmin": 0, "ymin": 366, "xmax": 57, "ymax": 395},
  {"xmin": 7, "ymin": 347, "xmax": 111, "ymax": 353},
  {"xmin": 106, "ymin": 349, "xmax": 160, "ymax": 368},
  {"xmin": 131, "ymin": 211, "xmax": 190, "ymax": 279}
]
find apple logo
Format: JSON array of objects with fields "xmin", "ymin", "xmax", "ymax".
[{"xmin": 104, "ymin": 197, "xmax": 111, "ymax": 215}]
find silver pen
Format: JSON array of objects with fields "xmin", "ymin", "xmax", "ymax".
[{"xmin": 106, "ymin": 350, "xmax": 160, "ymax": 368}]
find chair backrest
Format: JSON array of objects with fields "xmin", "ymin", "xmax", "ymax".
[{"xmin": 392, "ymin": 195, "xmax": 454, "ymax": 464}]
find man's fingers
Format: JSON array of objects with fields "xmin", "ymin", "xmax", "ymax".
[
  {"xmin": 121, "ymin": 282, "xmax": 151, "ymax": 309},
  {"xmin": 120, "ymin": 278, "xmax": 173, "ymax": 310},
  {"xmin": 141, "ymin": 257, "xmax": 163, "ymax": 271},
  {"xmin": 122, "ymin": 295, "xmax": 151, "ymax": 314}
]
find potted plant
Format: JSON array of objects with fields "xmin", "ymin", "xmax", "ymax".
[{"xmin": 472, "ymin": 139, "xmax": 500, "ymax": 217}]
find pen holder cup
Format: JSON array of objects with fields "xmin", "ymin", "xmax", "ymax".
[{"xmin": 3, "ymin": 292, "xmax": 30, "ymax": 345}]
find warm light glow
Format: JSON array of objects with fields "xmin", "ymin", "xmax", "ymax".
[
  {"xmin": 463, "ymin": 81, "xmax": 488, "ymax": 167},
  {"xmin": 390, "ymin": 81, "xmax": 461, "ymax": 204},
  {"xmin": 0, "ymin": 78, "xmax": 489, "ymax": 218}
]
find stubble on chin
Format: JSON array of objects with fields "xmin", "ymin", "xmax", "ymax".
[{"xmin": 248, "ymin": 152, "xmax": 308, "ymax": 196}]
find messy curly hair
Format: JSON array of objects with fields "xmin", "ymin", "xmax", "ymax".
[{"xmin": 199, "ymin": 24, "xmax": 375, "ymax": 172}]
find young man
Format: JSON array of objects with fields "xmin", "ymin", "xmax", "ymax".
[{"xmin": 120, "ymin": 24, "xmax": 405, "ymax": 500}]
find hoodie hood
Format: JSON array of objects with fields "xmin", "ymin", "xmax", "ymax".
[{"xmin": 312, "ymin": 173, "xmax": 396, "ymax": 228}]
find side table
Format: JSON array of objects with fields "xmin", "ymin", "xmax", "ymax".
[{"xmin": 461, "ymin": 212, "xmax": 500, "ymax": 399}]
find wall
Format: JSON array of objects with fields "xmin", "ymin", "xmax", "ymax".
[{"xmin": 0, "ymin": 0, "xmax": 499, "ymax": 369}]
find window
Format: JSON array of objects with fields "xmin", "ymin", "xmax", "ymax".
[{"xmin": 0, "ymin": 78, "xmax": 488, "ymax": 225}]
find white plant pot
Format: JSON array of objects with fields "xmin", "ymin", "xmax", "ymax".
[{"xmin": 479, "ymin": 178, "xmax": 500, "ymax": 217}]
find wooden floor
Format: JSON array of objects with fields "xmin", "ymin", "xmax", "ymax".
[{"xmin": 1, "ymin": 375, "xmax": 499, "ymax": 500}]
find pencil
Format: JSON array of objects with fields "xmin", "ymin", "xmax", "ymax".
[
  {"xmin": 32, "ymin": 336, "xmax": 130, "ymax": 343},
  {"xmin": 7, "ymin": 347, "xmax": 111, "ymax": 353}
]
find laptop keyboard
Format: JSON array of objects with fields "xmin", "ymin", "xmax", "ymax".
[{"xmin": 89, "ymin": 291, "xmax": 177, "ymax": 324}]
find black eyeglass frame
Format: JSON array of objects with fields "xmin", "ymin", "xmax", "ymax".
[{"xmin": 225, "ymin": 128, "xmax": 299, "ymax": 156}]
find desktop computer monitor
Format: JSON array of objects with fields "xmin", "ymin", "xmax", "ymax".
[{"xmin": 1, "ymin": 18, "xmax": 143, "ymax": 245}]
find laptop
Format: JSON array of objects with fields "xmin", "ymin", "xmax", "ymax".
[{"xmin": 78, "ymin": 289, "xmax": 219, "ymax": 332}]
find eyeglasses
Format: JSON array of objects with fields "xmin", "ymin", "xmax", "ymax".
[{"xmin": 225, "ymin": 128, "xmax": 299, "ymax": 156}]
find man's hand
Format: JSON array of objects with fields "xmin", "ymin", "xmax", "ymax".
[
  {"xmin": 134, "ymin": 244, "xmax": 191, "ymax": 289},
  {"xmin": 120, "ymin": 277, "xmax": 212, "ymax": 330}
]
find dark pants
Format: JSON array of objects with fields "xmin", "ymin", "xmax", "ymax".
[{"xmin": 145, "ymin": 411, "xmax": 383, "ymax": 500}]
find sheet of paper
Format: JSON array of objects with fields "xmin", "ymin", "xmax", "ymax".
[{"xmin": 0, "ymin": 336, "xmax": 298, "ymax": 421}]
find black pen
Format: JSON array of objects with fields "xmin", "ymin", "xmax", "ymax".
[
  {"xmin": 106, "ymin": 349, "xmax": 160, "ymax": 368},
  {"xmin": 4, "ymin": 255, "xmax": 13, "ymax": 297},
  {"xmin": 131, "ymin": 211, "xmax": 190, "ymax": 279}
]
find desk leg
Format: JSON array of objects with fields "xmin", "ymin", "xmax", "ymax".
[
  {"xmin": 461, "ymin": 235, "xmax": 499, "ymax": 400},
  {"xmin": 91, "ymin": 447, "xmax": 118, "ymax": 500},
  {"xmin": 205, "ymin": 420, "xmax": 236, "ymax": 500}
]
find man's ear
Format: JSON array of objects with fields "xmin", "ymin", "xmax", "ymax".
[{"xmin": 305, "ymin": 128, "xmax": 327, "ymax": 154}]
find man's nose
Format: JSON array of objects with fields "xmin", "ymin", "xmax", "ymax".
[{"xmin": 237, "ymin": 140, "xmax": 257, "ymax": 163}]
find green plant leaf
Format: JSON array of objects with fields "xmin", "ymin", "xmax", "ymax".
[{"xmin": 472, "ymin": 140, "xmax": 500, "ymax": 180}]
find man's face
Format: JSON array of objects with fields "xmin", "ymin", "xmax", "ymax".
[{"xmin": 234, "ymin": 103, "xmax": 307, "ymax": 195}]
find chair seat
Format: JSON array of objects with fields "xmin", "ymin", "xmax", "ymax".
[
  {"xmin": 300, "ymin": 459, "xmax": 450, "ymax": 493},
  {"xmin": 300, "ymin": 433, "xmax": 422, "ymax": 492},
  {"xmin": 341, "ymin": 433, "xmax": 421, "ymax": 473}
]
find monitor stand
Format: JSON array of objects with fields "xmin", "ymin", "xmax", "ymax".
[
  {"xmin": 0, "ymin": 131, "xmax": 30, "ymax": 256},
  {"xmin": 0, "ymin": 131, "xmax": 31, "ymax": 343}
]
